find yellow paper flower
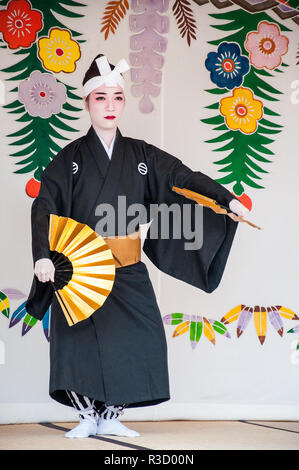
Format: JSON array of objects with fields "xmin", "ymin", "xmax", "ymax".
[
  {"xmin": 220, "ymin": 87, "xmax": 263, "ymax": 134},
  {"xmin": 38, "ymin": 27, "xmax": 81, "ymax": 73}
]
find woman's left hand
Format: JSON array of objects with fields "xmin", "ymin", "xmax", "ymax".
[{"xmin": 228, "ymin": 199, "xmax": 250, "ymax": 220}]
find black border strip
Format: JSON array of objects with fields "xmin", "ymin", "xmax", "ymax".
[
  {"xmin": 239, "ymin": 420, "xmax": 299, "ymax": 435},
  {"xmin": 39, "ymin": 422, "xmax": 152, "ymax": 450}
]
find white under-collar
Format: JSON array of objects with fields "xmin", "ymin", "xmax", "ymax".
[{"xmin": 96, "ymin": 131, "xmax": 116, "ymax": 159}]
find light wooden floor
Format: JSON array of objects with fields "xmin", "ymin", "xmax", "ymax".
[{"xmin": 0, "ymin": 420, "xmax": 299, "ymax": 450}]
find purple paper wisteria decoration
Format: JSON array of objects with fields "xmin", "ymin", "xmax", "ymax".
[
  {"xmin": 18, "ymin": 71, "xmax": 67, "ymax": 119},
  {"xmin": 129, "ymin": 0, "xmax": 170, "ymax": 113}
]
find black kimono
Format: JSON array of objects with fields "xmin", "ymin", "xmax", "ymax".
[{"xmin": 26, "ymin": 125, "xmax": 238, "ymax": 409}]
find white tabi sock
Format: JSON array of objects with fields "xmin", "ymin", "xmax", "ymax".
[
  {"xmin": 97, "ymin": 405, "xmax": 140, "ymax": 437},
  {"xmin": 65, "ymin": 407, "xmax": 98, "ymax": 439}
]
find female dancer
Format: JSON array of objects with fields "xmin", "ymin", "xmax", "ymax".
[{"xmin": 27, "ymin": 54, "xmax": 248, "ymax": 439}]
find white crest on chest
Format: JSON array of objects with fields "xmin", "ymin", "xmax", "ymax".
[
  {"xmin": 72, "ymin": 162, "xmax": 79, "ymax": 174},
  {"xmin": 138, "ymin": 162, "xmax": 147, "ymax": 175}
]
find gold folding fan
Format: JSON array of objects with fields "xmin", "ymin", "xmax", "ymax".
[{"xmin": 48, "ymin": 214, "xmax": 116, "ymax": 326}]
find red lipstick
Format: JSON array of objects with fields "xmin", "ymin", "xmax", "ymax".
[{"xmin": 105, "ymin": 116, "xmax": 115, "ymax": 119}]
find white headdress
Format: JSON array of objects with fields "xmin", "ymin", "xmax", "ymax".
[{"xmin": 83, "ymin": 55, "xmax": 130, "ymax": 96}]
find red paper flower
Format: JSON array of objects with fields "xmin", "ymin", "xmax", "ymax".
[{"xmin": 0, "ymin": 0, "xmax": 43, "ymax": 49}]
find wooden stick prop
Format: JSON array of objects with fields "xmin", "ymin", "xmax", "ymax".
[{"xmin": 172, "ymin": 186, "xmax": 262, "ymax": 230}]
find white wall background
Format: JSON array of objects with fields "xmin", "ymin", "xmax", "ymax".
[{"xmin": 0, "ymin": 1, "xmax": 299, "ymax": 424}]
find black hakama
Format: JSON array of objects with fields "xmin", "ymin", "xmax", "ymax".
[{"xmin": 26, "ymin": 125, "xmax": 238, "ymax": 409}]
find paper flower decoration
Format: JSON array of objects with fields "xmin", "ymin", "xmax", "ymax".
[
  {"xmin": 205, "ymin": 42, "xmax": 250, "ymax": 90},
  {"xmin": 244, "ymin": 21, "xmax": 289, "ymax": 70},
  {"xmin": 18, "ymin": 70, "xmax": 67, "ymax": 118},
  {"xmin": 38, "ymin": 27, "xmax": 81, "ymax": 73},
  {"xmin": 0, "ymin": 0, "xmax": 43, "ymax": 49},
  {"xmin": 220, "ymin": 87, "xmax": 263, "ymax": 134}
]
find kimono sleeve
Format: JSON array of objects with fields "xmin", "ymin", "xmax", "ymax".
[
  {"xmin": 144, "ymin": 141, "xmax": 236, "ymax": 208},
  {"xmin": 31, "ymin": 168, "xmax": 61, "ymax": 263},
  {"xmin": 26, "ymin": 149, "xmax": 74, "ymax": 320},
  {"xmin": 142, "ymin": 142, "xmax": 239, "ymax": 293}
]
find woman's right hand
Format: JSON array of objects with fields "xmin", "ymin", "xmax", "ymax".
[{"xmin": 34, "ymin": 258, "xmax": 55, "ymax": 283}]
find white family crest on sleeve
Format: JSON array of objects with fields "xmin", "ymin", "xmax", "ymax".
[
  {"xmin": 138, "ymin": 162, "xmax": 148, "ymax": 175},
  {"xmin": 72, "ymin": 162, "xmax": 79, "ymax": 174}
]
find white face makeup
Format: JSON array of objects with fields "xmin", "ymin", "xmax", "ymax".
[{"xmin": 83, "ymin": 83, "xmax": 125, "ymax": 133}]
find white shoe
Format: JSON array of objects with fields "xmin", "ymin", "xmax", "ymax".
[
  {"xmin": 97, "ymin": 417, "xmax": 140, "ymax": 437},
  {"xmin": 65, "ymin": 408, "xmax": 98, "ymax": 439},
  {"xmin": 97, "ymin": 405, "xmax": 140, "ymax": 437}
]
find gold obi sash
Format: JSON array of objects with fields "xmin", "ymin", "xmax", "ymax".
[{"xmin": 103, "ymin": 230, "xmax": 141, "ymax": 268}]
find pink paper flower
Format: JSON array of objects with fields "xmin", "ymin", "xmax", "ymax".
[
  {"xmin": 18, "ymin": 70, "xmax": 67, "ymax": 118},
  {"xmin": 245, "ymin": 21, "xmax": 289, "ymax": 70}
]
